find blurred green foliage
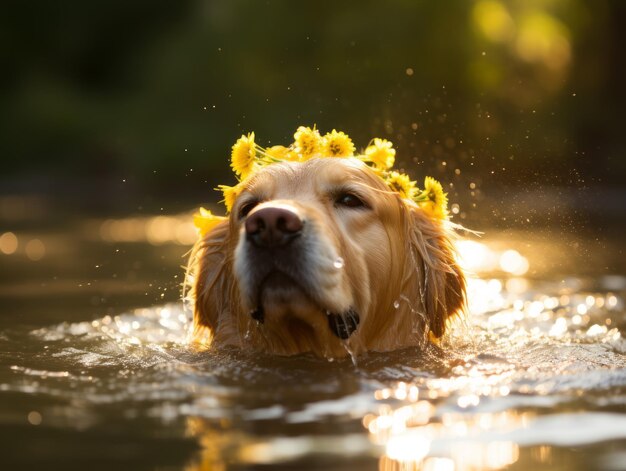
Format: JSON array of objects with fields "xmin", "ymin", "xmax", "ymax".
[{"xmin": 1, "ymin": 0, "xmax": 624, "ymax": 200}]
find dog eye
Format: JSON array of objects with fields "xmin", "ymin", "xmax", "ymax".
[
  {"xmin": 238, "ymin": 200, "xmax": 259, "ymax": 219},
  {"xmin": 335, "ymin": 192, "xmax": 367, "ymax": 209}
]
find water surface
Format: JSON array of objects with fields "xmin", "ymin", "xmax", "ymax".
[{"xmin": 1, "ymin": 213, "xmax": 625, "ymax": 470}]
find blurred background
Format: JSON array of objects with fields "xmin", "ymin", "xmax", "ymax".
[
  {"xmin": 2, "ymin": 0, "xmax": 625, "ymax": 206},
  {"xmin": 1, "ymin": 0, "xmax": 625, "ymax": 319}
]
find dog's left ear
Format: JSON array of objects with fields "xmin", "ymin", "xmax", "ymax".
[
  {"xmin": 186, "ymin": 220, "xmax": 237, "ymax": 347},
  {"xmin": 404, "ymin": 205, "xmax": 466, "ymax": 338}
]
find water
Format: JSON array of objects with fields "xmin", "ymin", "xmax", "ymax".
[{"xmin": 1, "ymin": 213, "xmax": 625, "ymax": 470}]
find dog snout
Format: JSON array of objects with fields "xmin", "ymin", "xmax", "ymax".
[{"xmin": 245, "ymin": 206, "xmax": 303, "ymax": 247}]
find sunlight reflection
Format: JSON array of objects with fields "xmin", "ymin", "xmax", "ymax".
[
  {"xmin": 499, "ymin": 249, "xmax": 529, "ymax": 276},
  {"xmin": 58, "ymin": 304, "xmax": 193, "ymax": 347},
  {"xmin": 456, "ymin": 240, "xmax": 529, "ymax": 276},
  {"xmin": 464, "ymin": 278, "xmax": 506, "ymax": 315},
  {"xmin": 367, "ymin": 381, "xmax": 525, "ymax": 471},
  {"xmin": 95, "ymin": 213, "xmax": 197, "ymax": 245},
  {"xmin": 422, "ymin": 457, "xmax": 455, "ymax": 471},
  {"xmin": 461, "ymin": 274, "xmax": 624, "ymax": 346},
  {"xmin": 455, "ymin": 240, "xmax": 498, "ymax": 273}
]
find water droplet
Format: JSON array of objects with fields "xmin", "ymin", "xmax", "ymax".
[
  {"xmin": 333, "ymin": 257, "xmax": 344, "ymax": 269},
  {"xmin": 393, "ymin": 300, "xmax": 400, "ymax": 309},
  {"xmin": 342, "ymin": 341, "xmax": 358, "ymax": 367}
]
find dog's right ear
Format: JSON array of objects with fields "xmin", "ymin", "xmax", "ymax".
[
  {"xmin": 186, "ymin": 220, "xmax": 236, "ymax": 348},
  {"xmin": 403, "ymin": 205, "xmax": 467, "ymax": 339}
]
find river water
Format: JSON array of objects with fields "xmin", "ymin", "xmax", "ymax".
[{"xmin": 1, "ymin": 210, "xmax": 625, "ymax": 470}]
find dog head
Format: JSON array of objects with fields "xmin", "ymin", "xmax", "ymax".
[{"xmin": 188, "ymin": 157, "xmax": 465, "ymax": 358}]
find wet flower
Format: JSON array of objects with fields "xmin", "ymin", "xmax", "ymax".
[
  {"xmin": 417, "ymin": 176, "xmax": 449, "ymax": 219},
  {"xmin": 322, "ymin": 130, "xmax": 355, "ymax": 157},
  {"xmin": 266, "ymin": 145, "xmax": 299, "ymax": 162},
  {"xmin": 364, "ymin": 138, "xmax": 396, "ymax": 170},
  {"xmin": 385, "ymin": 171, "xmax": 418, "ymax": 200},
  {"xmin": 217, "ymin": 184, "xmax": 241, "ymax": 213},
  {"xmin": 293, "ymin": 126, "xmax": 322, "ymax": 160},
  {"xmin": 231, "ymin": 132, "xmax": 257, "ymax": 179},
  {"xmin": 193, "ymin": 207, "xmax": 226, "ymax": 237}
]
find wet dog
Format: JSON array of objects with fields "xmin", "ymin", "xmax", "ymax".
[{"xmin": 187, "ymin": 157, "xmax": 465, "ymax": 358}]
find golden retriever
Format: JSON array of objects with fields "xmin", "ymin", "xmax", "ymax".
[{"xmin": 187, "ymin": 157, "xmax": 465, "ymax": 358}]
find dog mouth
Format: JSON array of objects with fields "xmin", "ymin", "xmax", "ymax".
[
  {"xmin": 326, "ymin": 308, "xmax": 360, "ymax": 339},
  {"xmin": 248, "ymin": 270, "xmax": 360, "ymax": 339}
]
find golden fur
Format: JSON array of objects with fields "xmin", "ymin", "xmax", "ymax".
[{"xmin": 186, "ymin": 158, "xmax": 465, "ymax": 358}]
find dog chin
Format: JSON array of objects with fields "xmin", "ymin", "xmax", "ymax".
[
  {"xmin": 244, "ymin": 271, "xmax": 362, "ymax": 346},
  {"xmin": 256, "ymin": 271, "xmax": 320, "ymax": 319},
  {"xmin": 244, "ymin": 272, "xmax": 331, "ymax": 341}
]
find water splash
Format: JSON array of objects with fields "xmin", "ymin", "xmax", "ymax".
[
  {"xmin": 361, "ymin": 263, "xmax": 626, "ymax": 469},
  {"xmin": 340, "ymin": 339, "xmax": 360, "ymax": 367}
]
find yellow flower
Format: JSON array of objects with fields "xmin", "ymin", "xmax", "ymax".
[
  {"xmin": 322, "ymin": 129, "xmax": 355, "ymax": 158},
  {"xmin": 231, "ymin": 132, "xmax": 257, "ymax": 179},
  {"xmin": 195, "ymin": 126, "xmax": 455, "ymax": 233},
  {"xmin": 266, "ymin": 145, "xmax": 300, "ymax": 162},
  {"xmin": 364, "ymin": 138, "xmax": 396, "ymax": 170},
  {"xmin": 418, "ymin": 176, "xmax": 449, "ymax": 219},
  {"xmin": 293, "ymin": 126, "xmax": 322, "ymax": 160},
  {"xmin": 193, "ymin": 207, "xmax": 227, "ymax": 237},
  {"xmin": 385, "ymin": 171, "xmax": 418, "ymax": 200},
  {"xmin": 216, "ymin": 184, "xmax": 241, "ymax": 213}
]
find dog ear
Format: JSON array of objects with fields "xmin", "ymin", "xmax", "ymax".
[
  {"xmin": 404, "ymin": 205, "xmax": 466, "ymax": 338},
  {"xmin": 186, "ymin": 220, "xmax": 236, "ymax": 347}
]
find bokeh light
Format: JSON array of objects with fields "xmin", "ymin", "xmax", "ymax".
[{"xmin": 0, "ymin": 232, "xmax": 18, "ymax": 255}]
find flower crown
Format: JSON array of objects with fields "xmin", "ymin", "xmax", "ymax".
[{"xmin": 194, "ymin": 126, "xmax": 449, "ymax": 236}]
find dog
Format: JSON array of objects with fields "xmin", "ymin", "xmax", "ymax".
[{"xmin": 187, "ymin": 157, "xmax": 465, "ymax": 358}]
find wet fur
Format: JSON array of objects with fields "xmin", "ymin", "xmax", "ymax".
[{"xmin": 186, "ymin": 158, "xmax": 465, "ymax": 358}]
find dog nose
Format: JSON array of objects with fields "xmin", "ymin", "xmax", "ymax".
[{"xmin": 245, "ymin": 206, "xmax": 303, "ymax": 247}]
